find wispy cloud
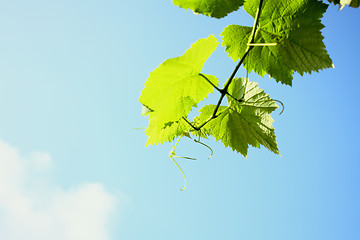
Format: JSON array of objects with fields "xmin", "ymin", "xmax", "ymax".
[{"xmin": 0, "ymin": 140, "xmax": 118, "ymax": 240}]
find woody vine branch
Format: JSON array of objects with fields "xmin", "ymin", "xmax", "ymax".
[{"xmin": 183, "ymin": 0, "xmax": 272, "ymax": 132}]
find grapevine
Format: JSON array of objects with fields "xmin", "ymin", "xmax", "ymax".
[{"xmin": 139, "ymin": 0, "xmax": 358, "ymax": 190}]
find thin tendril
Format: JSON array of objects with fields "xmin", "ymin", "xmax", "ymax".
[
  {"xmin": 170, "ymin": 156, "xmax": 187, "ymax": 191},
  {"xmin": 172, "ymin": 155, "xmax": 196, "ymax": 160},
  {"xmin": 133, "ymin": 127, "xmax": 146, "ymax": 130},
  {"xmin": 169, "ymin": 136, "xmax": 187, "ymax": 191},
  {"xmin": 273, "ymin": 99, "xmax": 285, "ymax": 115},
  {"xmin": 194, "ymin": 137, "xmax": 213, "ymax": 159}
]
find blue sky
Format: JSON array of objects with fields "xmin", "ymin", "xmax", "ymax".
[{"xmin": 0, "ymin": 1, "xmax": 359, "ymax": 239}]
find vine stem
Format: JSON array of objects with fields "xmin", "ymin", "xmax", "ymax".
[
  {"xmin": 211, "ymin": 0, "xmax": 264, "ymax": 119},
  {"xmin": 183, "ymin": 0, "xmax": 265, "ymax": 133}
]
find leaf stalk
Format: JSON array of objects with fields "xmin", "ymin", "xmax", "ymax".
[{"xmin": 247, "ymin": 43, "xmax": 278, "ymax": 46}]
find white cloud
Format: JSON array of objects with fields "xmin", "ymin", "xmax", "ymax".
[
  {"xmin": 29, "ymin": 151, "xmax": 52, "ymax": 171},
  {"xmin": 0, "ymin": 140, "xmax": 118, "ymax": 240}
]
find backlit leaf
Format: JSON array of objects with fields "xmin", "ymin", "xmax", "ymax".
[
  {"xmin": 145, "ymin": 114, "xmax": 190, "ymax": 146},
  {"xmin": 221, "ymin": 0, "xmax": 333, "ymax": 85},
  {"xmin": 139, "ymin": 35, "xmax": 219, "ymax": 145},
  {"xmin": 140, "ymin": 35, "xmax": 219, "ymax": 127},
  {"xmin": 196, "ymin": 78, "xmax": 279, "ymax": 157},
  {"xmin": 173, "ymin": 0, "xmax": 244, "ymax": 18},
  {"xmin": 340, "ymin": 0, "xmax": 360, "ymax": 8}
]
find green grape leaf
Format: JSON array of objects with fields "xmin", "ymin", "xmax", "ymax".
[
  {"xmin": 141, "ymin": 104, "xmax": 153, "ymax": 116},
  {"xmin": 329, "ymin": 0, "xmax": 360, "ymax": 8},
  {"xmin": 145, "ymin": 110, "xmax": 208, "ymax": 146},
  {"xmin": 340, "ymin": 0, "xmax": 360, "ymax": 8},
  {"xmin": 327, "ymin": 0, "xmax": 340, "ymax": 5},
  {"xmin": 221, "ymin": 0, "xmax": 333, "ymax": 86},
  {"xmin": 145, "ymin": 113, "xmax": 190, "ymax": 146},
  {"xmin": 139, "ymin": 35, "xmax": 219, "ymax": 128},
  {"xmin": 196, "ymin": 78, "xmax": 279, "ymax": 157},
  {"xmin": 173, "ymin": 0, "xmax": 244, "ymax": 18}
]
